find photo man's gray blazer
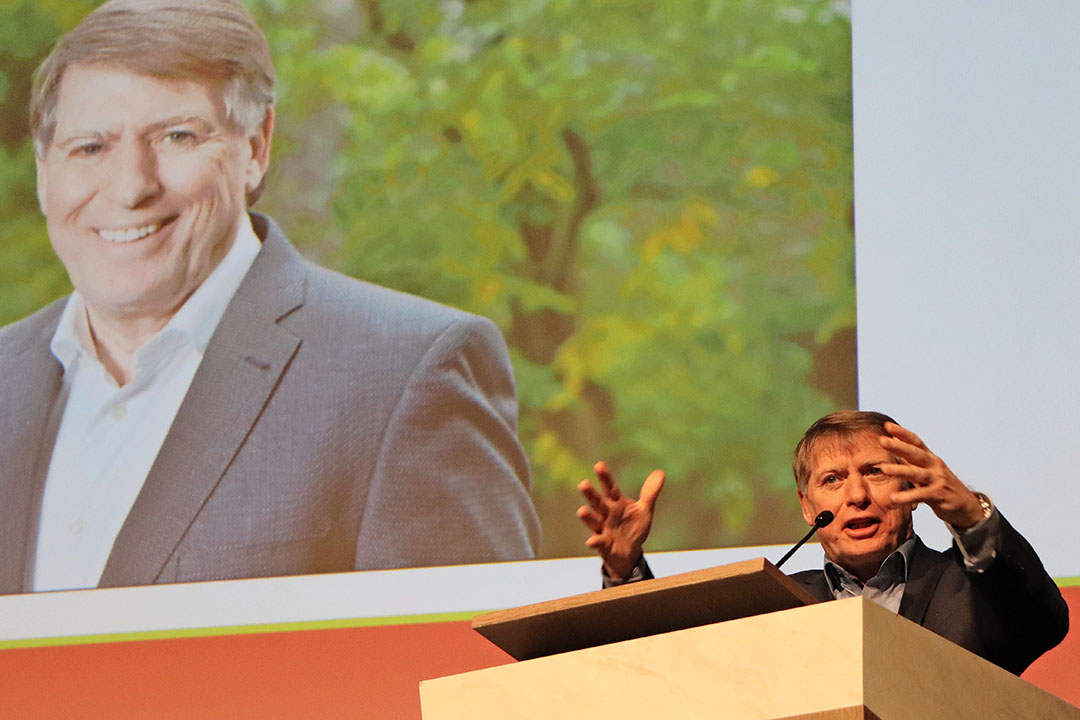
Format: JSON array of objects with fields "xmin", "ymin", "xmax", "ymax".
[{"xmin": 0, "ymin": 213, "xmax": 540, "ymax": 594}]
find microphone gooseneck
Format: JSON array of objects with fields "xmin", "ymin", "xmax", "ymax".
[{"xmin": 775, "ymin": 510, "xmax": 835, "ymax": 570}]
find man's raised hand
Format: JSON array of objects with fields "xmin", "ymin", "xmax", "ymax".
[
  {"xmin": 879, "ymin": 422, "xmax": 985, "ymax": 529},
  {"xmin": 577, "ymin": 461, "xmax": 664, "ymax": 580}
]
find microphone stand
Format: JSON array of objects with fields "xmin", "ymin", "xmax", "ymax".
[{"xmin": 775, "ymin": 511, "xmax": 834, "ymax": 570}]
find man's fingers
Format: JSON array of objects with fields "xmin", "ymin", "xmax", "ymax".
[
  {"xmin": 576, "ymin": 505, "xmax": 604, "ymax": 533},
  {"xmin": 878, "ymin": 434, "xmax": 935, "ymax": 467},
  {"xmin": 877, "ymin": 463, "xmax": 933, "ymax": 486},
  {"xmin": 585, "ymin": 534, "xmax": 610, "ymax": 551},
  {"xmin": 890, "ymin": 487, "xmax": 937, "ymax": 506},
  {"xmin": 639, "ymin": 470, "xmax": 665, "ymax": 512},
  {"xmin": 883, "ymin": 421, "xmax": 922, "ymax": 444},
  {"xmin": 578, "ymin": 479, "xmax": 609, "ymax": 513},
  {"xmin": 884, "ymin": 422, "xmax": 930, "ymax": 450},
  {"xmin": 593, "ymin": 461, "xmax": 622, "ymax": 501}
]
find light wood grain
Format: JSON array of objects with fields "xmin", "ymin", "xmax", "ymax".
[
  {"xmin": 472, "ymin": 557, "xmax": 817, "ymax": 660},
  {"xmin": 425, "ymin": 598, "xmax": 1080, "ymax": 720}
]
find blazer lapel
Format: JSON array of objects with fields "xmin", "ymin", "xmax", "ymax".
[
  {"xmin": 99, "ymin": 219, "xmax": 306, "ymax": 588},
  {"xmin": 790, "ymin": 570, "xmax": 834, "ymax": 602},
  {"xmin": 0, "ymin": 304, "xmax": 65, "ymax": 593},
  {"xmin": 898, "ymin": 537, "xmax": 949, "ymax": 624}
]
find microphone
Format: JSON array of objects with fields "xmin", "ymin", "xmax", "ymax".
[{"xmin": 774, "ymin": 511, "xmax": 834, "ymax": 570}]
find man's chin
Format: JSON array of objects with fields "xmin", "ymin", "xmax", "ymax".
[{"xmin": 832, "ymin": 540, "xmax": 894, "ymax": 574}]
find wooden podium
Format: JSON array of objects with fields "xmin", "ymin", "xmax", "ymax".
[{"xmin": 420, "ymin": 560, "xmax": 1079, "ymax": 719}]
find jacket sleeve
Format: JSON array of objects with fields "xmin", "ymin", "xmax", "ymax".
[{"xmin": 352, "ymin": 314, "xmax": 540, "ymax": 569}]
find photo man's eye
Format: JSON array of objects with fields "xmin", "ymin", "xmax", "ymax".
[
  {"xmin": 72, "ymin": 142, "xmax": 104, "ymax": 157},
  {"xmin": 164, "ymin": 130, "xmax": 198, "ymax": 145}
]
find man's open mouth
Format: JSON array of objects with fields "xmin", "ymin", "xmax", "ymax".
[{"xmin": 844, "ymin": 517, "xmax": 880, "ymax": 536}]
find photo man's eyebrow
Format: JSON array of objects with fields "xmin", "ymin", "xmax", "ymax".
[
  {"xmin": 54, "ymin": 130, "xmax": 108, "ymax": 150},
  {"xmin": 143, "ymin": 115, "xmax": 211, "ymax": 133}
]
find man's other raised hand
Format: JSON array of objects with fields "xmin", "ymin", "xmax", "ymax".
[
  {"xmin": 577, "ymin": 461, "xmax": 665, "ymax": 580},
  {"xmin": 879, "ymin": 422, "xmax": 986, "ymax": 530}
]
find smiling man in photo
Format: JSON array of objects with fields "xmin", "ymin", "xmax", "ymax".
[{"xmin": 0, "ymin": 0, "xmax": 539, "ymax": 595}]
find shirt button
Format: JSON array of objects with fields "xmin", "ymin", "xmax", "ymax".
[
  {"xmin": 68, "ymin": 518, "xmax": 89, "ymax": 535},
  {"xmin": 108, "ymin": 404, "xmax": 127, "ymax": 421}
]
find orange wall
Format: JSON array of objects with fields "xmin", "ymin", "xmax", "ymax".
[
  {"xmin": 0, "ymin": 621, "xmax": 512, "ymax": 719},
  {"xmin": 1, "ymin": 587, "xmax": 1077, "ymax": 719},
  {"xmin": 1020, "ymin": 585, "xmax": 1080, "ymax": 708}
]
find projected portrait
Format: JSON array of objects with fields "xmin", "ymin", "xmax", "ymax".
[{"xmin": 0, "ymin": 0, "xmax": 539, "ymax": 594}]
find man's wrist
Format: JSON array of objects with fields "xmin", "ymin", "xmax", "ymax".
[
  {"xmin": 602, "ymin": 553, "xmax": 643, "ymax": 583},
  {"xmin": 601, "ymin": 554, "xmax": 650, "ymax": 588},
  {"xmin": 951, "ymin": 491, "xmax": 993, "ymax": 530},
  {"xmin": 948, "ymin": 492, "xmax": 999, "ymax": 571}
]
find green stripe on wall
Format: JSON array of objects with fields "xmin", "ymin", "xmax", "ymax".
[
  {"xmin": 5, "ymin": 579, "xmax": 1079, "ymax": 650},
  {"xmin": 0, "ymin": 610, "xmax": 489, "ymax": 650}
]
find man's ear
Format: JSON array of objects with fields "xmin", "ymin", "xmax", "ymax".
[
  {"xmin": 245, "ymin": 106, "xmax": 274, "ymax": 196},
  {"xmin": 35, "ymin": 156, "xmax": 48, "ymax": 216},
  {"xmin": 797, "ymin": 488, "xmax": 815, "ymax": 526}
]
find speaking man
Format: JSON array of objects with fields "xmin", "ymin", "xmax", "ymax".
[
  {"xmin": 577, "ymin": 411, "xmax": 1068, "ymax": 675},
  {"xmin": 0, "ymin": 0, "xmax": 540, "ymax": 595}
]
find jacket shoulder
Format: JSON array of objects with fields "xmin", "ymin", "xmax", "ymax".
[
  {"xmin": 304, "ymin": 260, "xmax": 490, "ymax": 335},
  {"xmin": 0, "ymin": 298, "xmax": 68, "ymax": 359},
  {"xmin": 252, "ymin": 212, "xmax": 493, "ymax": 340}
]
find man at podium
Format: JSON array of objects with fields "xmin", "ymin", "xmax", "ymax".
[{"xmin": 577, "ymin": 410, "xmax": 1068, "ymax": 675}]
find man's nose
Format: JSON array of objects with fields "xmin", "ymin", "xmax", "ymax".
[
  {"xmin": 845, "ymin": 475, "xmax": 871, "ymax": 507},
  {"xmin": 105, "ymin": 140, "xmax": 162, "ymax": 208}
]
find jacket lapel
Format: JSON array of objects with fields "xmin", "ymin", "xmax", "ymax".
[
  {"xmin": 898, "ymin": 536, "xmax": 949, "ymax": 624},
  {"xmin": 789, "ymin": 569, "xmax": 834, "ymax": 602},
  {"xmin": 99, "ymin": 217, "xmax": 306, "ymax": 588},
  {"xmin": 0, "ymin": 303, "xmax": 65, "ymax": 593}
]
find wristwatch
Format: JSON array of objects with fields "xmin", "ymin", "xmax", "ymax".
[{"xmin": 973, "ymin": 491, "xmax": 993, "ymax": 520}]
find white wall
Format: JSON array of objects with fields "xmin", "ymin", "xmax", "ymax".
[{"xmin": 853, "ymin": 0, "xmax": 1080, "ymax": 577}]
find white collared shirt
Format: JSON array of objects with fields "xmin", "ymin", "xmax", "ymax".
[
  {"xmin": 824, "ymin": 535, "xmax": 917, "ymax": 613},
  {"xmin": 33, "ymin": 215, "xmax": 262, "ymax": 592},
  {"xmin": 822, "ymin": 509, "xmax": 999, "ymax": 613}
]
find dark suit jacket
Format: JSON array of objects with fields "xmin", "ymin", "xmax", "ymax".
[
  {"xmin": 627, "ymin": 514, "xmax": 1067, "ymax": 675},
  {"xmin": 0, "ymin": 213, "xmax": 540, "ymax": 594},
  {"xmin": 787, "ymin": 514, "xmax": 1068, "ymax": 676}
]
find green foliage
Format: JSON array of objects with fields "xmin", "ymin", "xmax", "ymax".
[
  {"xmin": 0, "ymin": 0, "xmax": 854, "ymax": 557},
  {"xmin": 0, "ymin": 0, "xmax": 100, "ymax": 318}
]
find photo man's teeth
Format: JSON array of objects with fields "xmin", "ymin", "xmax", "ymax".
[{"xmin": 97, "ymin": 223, "xmax": 160, "ymax": 243}]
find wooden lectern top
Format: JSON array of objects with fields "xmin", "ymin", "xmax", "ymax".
[
  {"xmin": 429, "ymin": 597, "xmax": 1080, "ymax": 719},
  {"xmin": 472, "ymin": 557, "xmax": 817, "ymax": 661}
]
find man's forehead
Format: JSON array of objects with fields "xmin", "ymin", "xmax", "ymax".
[
  {"xmin": 808, "ymin": 430, "xmax": 890, "ymax": 470},
  {"xmin": 53, "ymin": 64, "xmax": 225, "ymax": 128}
]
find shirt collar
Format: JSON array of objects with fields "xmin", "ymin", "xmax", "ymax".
[
  {"xmin": 49, "ymin": 213, "xmax": 262, "ymax": 374},
  {"xmin": 49, "ymin": 296, "xmax": 91, "ymax": 374},
  {"xmin": 824, "ymin": 534, "xmax": 918, "ymax": 593}
]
